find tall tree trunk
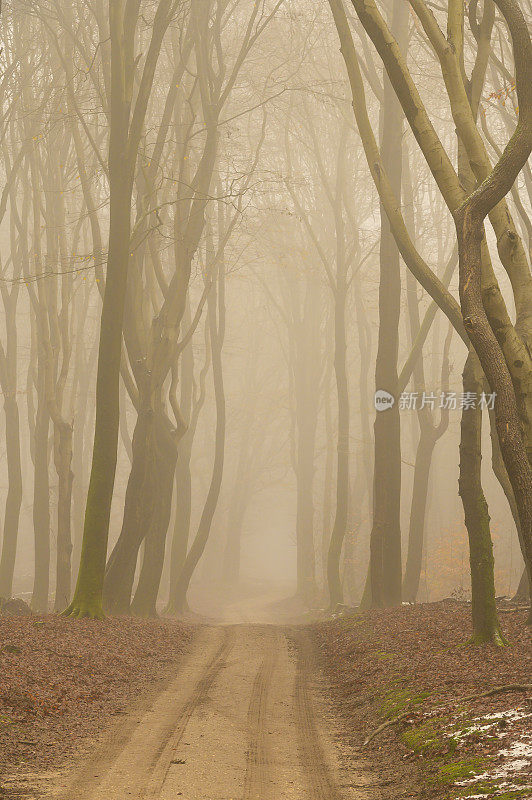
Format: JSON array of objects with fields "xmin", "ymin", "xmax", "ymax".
[
  {"xmin": 68, "ymin": 174, "xmax": 133, "ymax": 618},
  {"xmin": 326, "ymin": 261, "xmax": 349, "ymax": 607},
  {"xmin": 166, "ymin": 320, "xmax": 210, "ymax": 614},
  {"xmin": 321, "ymin": 372, "xmax": 334, "ymax": 593},
  {"xmin": 368, "ymin": 0, "xmax": 408, "ymax": 609},
  {"xmin": 293, "ymin": 276, "xmax": 320, "ymax": 602},
  {"xmin": 454, "ymin": 0, "xmax": 532, "ymax": 625}
]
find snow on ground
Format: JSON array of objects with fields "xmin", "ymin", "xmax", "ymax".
[{"xmin": 452, "ymin": 707, "xmax": 532, "ymax": 798}]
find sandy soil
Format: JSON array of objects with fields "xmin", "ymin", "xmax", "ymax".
[
  {"xmin": 11, "ymin": 605, "xmax": 380, "ymax": 800},
  {"xmin": 51, "ymin": 624, "xmax": 378, "ymax": 800}
]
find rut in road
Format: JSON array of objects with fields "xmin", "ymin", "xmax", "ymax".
[
  {"xmin": 293, "ymin": 630, "xmax": 344, "ymax": 800},
  {"xmin": 50, "ymin": 624, "xmax": 378, "ymax": 800},
  {"xmin": 143, "ymin": 627, "xmax": 236, "ymax": 797},
  {"xmin": 242, "ymin": 629, "xmax": 280, "ymax": 800}
]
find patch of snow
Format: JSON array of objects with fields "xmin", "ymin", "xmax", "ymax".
[{"xmin": 448, "ymin": 706, "xmax": 532, "ymax": 797}]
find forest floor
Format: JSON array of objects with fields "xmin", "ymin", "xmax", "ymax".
[
  {"xmin": 0, "ymin": 615, "xmax": 193, "ymax": 798},
  {"xmin": 312, "ymin": 600, "xmax": 532, "ymax": 800},
  {"xmin": 0, "ymin": 594, "xmax": 530, "ymax": 800}
]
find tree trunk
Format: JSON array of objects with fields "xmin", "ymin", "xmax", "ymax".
[
  {"xmin": 31, "ymin": 358, "xmax": 50, "ymax": 614},
  {"xmin": 0, "ymin": 396, "xmax": 23, "ymax": 598},
  {"xmin": 326, "ymin": 276, "xmax": 349, "ymax": 608},
  {"xmin": 53, "ymin": 421, "xmax": 74, "ymax": 612},
  {"xmin": 66, "ymin": 168, "xmax": 133, "ymax": 618},
  {"xmin": 172, "ymin": 259, "xmax": 226, "ymax": 613},
  {"xmin": 104, "ymin": 402, "xmax": 158, "ymax": 614},
  {"xmin": 130, "ymin": 412, "xmax": 178, "ymax": 617},
  {"xmin": 295, "ymin": 429, "xmax": 317, "ymax": 602},
  {"xmin": 368, "ymin": 0, "xmax": 408, "ymax": 610},
  {"xmin": 221, "ymin": 494, "xmax": 247, "ymax": 586},
  {"xmin": 402, "ymin": 428, "xmax": 437, "ymax": 603},
  {"xmin": 459, "ymin": 352, "xmax": 504, "ymax": 644},
  {"xmin": 513, "ymin": 566, "xmax": 530, "ymax": 603},
  {"xmin": 167, "ymin": 443, "xmax": 193, "ymax": 603}
]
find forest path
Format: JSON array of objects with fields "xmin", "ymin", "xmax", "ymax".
[{"xmin": 50, "ymin": 621, "xmax": 380, "ymax": 800}]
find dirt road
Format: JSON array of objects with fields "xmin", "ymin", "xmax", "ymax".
[{"xmin": 48, "ymin": 622, "xmax": 379, "ymax": 800}]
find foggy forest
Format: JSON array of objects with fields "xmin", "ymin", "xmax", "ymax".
[{"xmin": 0, "ymin": 0, "xmax": 531, "ymax": 799}]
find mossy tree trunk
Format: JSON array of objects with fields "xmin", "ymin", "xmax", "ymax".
[
  {"xmin": 459, "ymin": 352, "xmax": 504, "ymax": 644},
  {"xmin": 454, "ymin": 0, "xmax": 532, "ymax": 625}
]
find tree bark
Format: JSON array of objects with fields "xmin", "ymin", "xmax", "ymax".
[
  {"xmin": 454, "ymin": 0, "xmax": 532, "ymax": 624},
  {"xmin": 368, "ymin": 0, "xmax": 408, "ymax": 609},
  {"xmin": 459, "ymin": 352, "xmax": 504, "ymax": 643}
]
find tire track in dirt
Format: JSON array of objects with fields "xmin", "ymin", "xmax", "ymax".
[
  {"xmin": 242, "ymin": 629, "xmax": 279, "ymax": 800},
  {"xmin": 293, "ymin": 630, "xmax": 344, "ymax": 800},
  {"xmin": 142, "ymin": 625, "xmax": 236, "ymax": 797},
  {"xmin": 58, "ymin": 626, "xmax": 235, "ymax": 800}
]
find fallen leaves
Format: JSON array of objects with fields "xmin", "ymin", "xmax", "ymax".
[{"xmin": 0, "ymin": 615, "xmax": 192, "ymax": 796}]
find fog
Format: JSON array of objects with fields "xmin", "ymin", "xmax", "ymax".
[{"xmin": 0, "ymin": 0, "xmax": 530, "ymax": 633}]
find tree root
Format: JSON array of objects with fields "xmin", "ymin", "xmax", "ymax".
[
  {"xmin": 363, "ymin": 684, "xmax": 532, "ymax": 746},
  {"xmin": 61, "ymin": 600, "xmax": 105, "ymax": 620},
  {"xmin": 363, "ymin": 711, "xmax": 413, "ymax": 745},
  {"xmin": 461, "ymin": 684, "xmax": 532, "ymax": 702}
]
